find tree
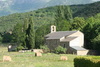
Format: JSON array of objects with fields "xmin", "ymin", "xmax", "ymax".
[
  {"xmin": 0, "ymin": 35, "xmax": 3, "ymax": 43},
  {"xmin": 55, "ymin": 5, "xmax": 72, "ymax": 31},
  {"xmin": 57, "ymin": 20, "xmax": 71, "ymax": 31},
  {"xmin": 2, "ymin": 33, "xmax": 12, "ymax": 43},
  {"xmin": 12, "ymin": 23, "xmax": 24, "ymax": 44},
  {"xmin": 92, "ymin": 35, "xmax": 100, "ymax": 51},
  {"xmin": 63, "ymin": 6, "xmax": 73, "ymax": 23},
  {"xmin": 82, "ymin": 22, "xmax": 94, "ymax": 49},
  {"xmin": 22, "ymin": 18, "xmax": 29, "ymax": 48},
  {"xmin": 26, "ymin": 17, "xmax": 35, "ymax": 49},
  {"xmin": 12, "ymin": 23, "xmax": 25, "ymax": 50},
  {"xmin": 91, "ymin": 23, "xmax": 100, "ymax": 50},
  {"xmin": 82, "ymin": 16, "xmax": 100, "ymax": 49},
  {"xmin": 71, "ymin": 17, "xmax": 85, "ymax": 30},
  {"xmin": 55, "ymin": 6, "xmax": 63, "ymax": 26},
  {"xmin": 12, "ymin": 17, "xmax": 35, "ymax": 50},
  {"xmin": 35, "ymin": 24, "xmax": 50, "ymax": 48}
]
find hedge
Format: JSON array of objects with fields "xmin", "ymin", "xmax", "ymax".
[{"xmin": 74, "ymin": 56, "xmax": 100, "ymax": 67}]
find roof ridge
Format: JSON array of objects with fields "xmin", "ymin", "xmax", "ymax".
[{"xmin": 46, "ymin": 31, "xmax": 79, "ymax": 39}]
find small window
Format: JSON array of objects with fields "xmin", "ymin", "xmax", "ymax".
[
  {"xmin": 52, "ymin": 26, "xmax": 54, "ymax": 31},
  {"xmin": 64, "ymin": 44, "xmax": 66, "ymax": 48}
]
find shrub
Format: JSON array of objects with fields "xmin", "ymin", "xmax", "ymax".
[
  {"xmin": 55, "ymin": 46, "xmax": 67, "ymax": 54},
  {"xmin": 40, "ymin": 45, "xmax": 50, "ymax": 53},
  {"xmin": 74, "ymin": 56, "xmax": 100, "ymax": 67},
  {"xmin": 16, "ymin": 45, "xmax": 24, "ymax": 51},
  {"xmin": 0, "ymin": 35, "xmax": 2, "ymax": 43}
]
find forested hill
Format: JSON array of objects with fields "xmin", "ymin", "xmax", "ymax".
[
  {"xmin": 73, "ymin": 1, "xmax": 100, "ymax": 17},
  {"xmin": 0, "ymin": 1, "xmax": 100, "ymax": 32}
]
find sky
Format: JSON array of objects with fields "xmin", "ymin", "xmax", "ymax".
[
  {"xmin": 0, "ymin": 0, "xmax": 7, "ymax": 1},
  {"xmin": 92, "ymin": 0, "xmax": 100, "ymax": 1},
  {"xmin": 0, "ymin": 0, "xmax": 100, "ymax": 2}
]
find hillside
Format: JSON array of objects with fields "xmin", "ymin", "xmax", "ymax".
[
  {"xmin": 73, "ymin": 1, "xmax": 100, "ymax": 17},
  {"xmin": 0, "ymin": 0, "xmax": 99, "ymax": 16},
  {"xmin": 0, "ymin": 8, "xmax": 56, "ymax": 32},
  {"xmin": 0, "ymin": 1, "xmax": 100, "ymax": 33}
]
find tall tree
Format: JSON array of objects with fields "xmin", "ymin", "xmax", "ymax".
[
  {"xmin": 55, "ymin": 5, "xmax": 72, "ymax": 31},
  {"xmin": 22, "ymin": 18, "xmax": 29, "ymax": 48},
  {"xmin": 82, "ymin": 15, "xmax": 100, "ymax": 49},
  {"xmin": 92, "ymin": 35, "xmax": 100, "ymax": 51},
  {"xmin": 35, "ymin": 24, "xmax": 51, "ymax": 48},
  {"xmin": 63, "ymin": 6, "xmax": 73, "ymax": 23},
  {"xmin": 26, "ymin": 17, "xmax": 35, "ymax": 49},
  {"xmin": 12, "ymin": 23, "xmax": 24, "ymax": 46}
]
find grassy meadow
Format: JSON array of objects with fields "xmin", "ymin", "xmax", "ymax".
[{"xmin": 0, "ymin": 46, "xmax": 78, "ymax": 67}]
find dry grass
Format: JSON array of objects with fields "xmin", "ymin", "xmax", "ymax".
[{"xmin": 0, "ymin": 46, "xmax": 77, "ymax": 67}]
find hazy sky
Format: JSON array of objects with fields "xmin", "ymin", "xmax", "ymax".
[
  {"xmin": 92, "ymin": 0, "xmax": 100, "ymax": 1},
  {"xmin": 0, "ymin": 0, "xmax": 7, "ymax": 1},
  {"xmin": 0, "ymin": 0, "xmax": 99, "ymax": 1}
]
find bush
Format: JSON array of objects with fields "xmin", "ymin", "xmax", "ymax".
[
  {"xmin": 40, "ymin": 45, "xmax": 50, "ymax": 53},
  {"xmin": 55, "ymin": 46, "xmax": 67, "ymax": 54},
  {"xmin": 74, "ymin": 56, "xmax": 100, "ymax": 67},
  {"xmin": 16, "ymin": 45, "xmax": 24, "ymax": 51},
  {"xmin": 0, "ymin": 35, "xmax": 2, "ymax": 43}
]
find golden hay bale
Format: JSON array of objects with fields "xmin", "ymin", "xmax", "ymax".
[
  {"xmin": 32, "ymin": 49, "xmax": 44, "ymax": 53},
  {"xmin": 35, "ymin": 52, "xmax": 42, "ymax": 57},
  {"xmin": 3, "ymin": 56, "xmax": 12, "ymax": 62},
  {"xmin": 60, "ymin": 56, "xmax": 68, "ymax": 61}
]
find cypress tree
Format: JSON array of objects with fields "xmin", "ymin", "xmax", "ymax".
[
  {"xmin": 26, "ymin": 17, "xmax": 35, "ymax": 49},
  {"xmin": 23, "ymin": 18, "xmax": 29, "ymax": 48}
]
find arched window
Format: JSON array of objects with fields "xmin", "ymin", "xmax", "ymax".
[{"xmin": 52, "ymin": 26, "xmax": 54, "ymax": 31}]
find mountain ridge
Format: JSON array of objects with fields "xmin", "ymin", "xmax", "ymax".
[{"xmin": 0, "ymin": 0, "xmax": 100, "ymax": 16}]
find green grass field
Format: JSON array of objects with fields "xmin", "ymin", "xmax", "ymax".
[{"xmin": 0, "ymin": 46, "xmax": 77, "ymax": 67}]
